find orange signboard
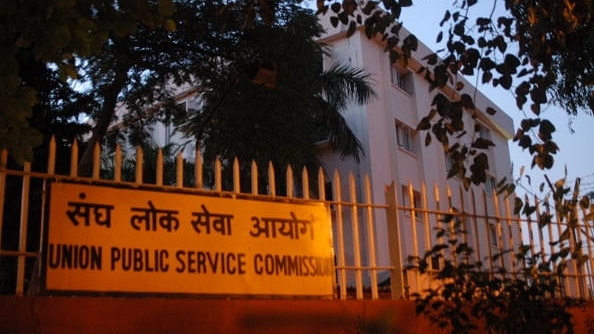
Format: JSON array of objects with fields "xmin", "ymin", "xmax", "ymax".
[{"xmin": 44, "ymin": 182, "xmax": 335, "ymax": 296}]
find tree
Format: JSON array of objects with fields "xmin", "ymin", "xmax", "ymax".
[
  {"xmin": 9, "ymin": 1, "xmax": 371, "ymax": 181},
  {"xmin": 180, "ymin": 3, "xmax": 375, "ymax": 193},
  {"xmin": 0, "ymin": 0, "xmax": 176, "ymax": 163}
]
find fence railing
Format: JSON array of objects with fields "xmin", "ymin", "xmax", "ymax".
[{"xmin": 1, "ymin": 137, "xmax": 593, "ymax": 299}]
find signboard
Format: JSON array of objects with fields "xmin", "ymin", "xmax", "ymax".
[{"xmin": 44, "ymin": 182, "xmax": 334, "ymax": 296}]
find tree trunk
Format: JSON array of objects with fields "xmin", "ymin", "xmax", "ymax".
[{"xmin": 77, "ymin": 39, "xmax": 129, "ymax": 176}]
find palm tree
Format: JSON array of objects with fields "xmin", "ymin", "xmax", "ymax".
[{"xmin": 181, "ymin": 3, "xmax": 375, "ymax": 194}]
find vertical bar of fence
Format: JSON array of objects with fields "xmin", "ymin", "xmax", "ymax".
[
  {"xmin": 0, "ymin": 150, "xmax": 7, "ymax": 249},
  {"xmin": 543, "ymin": 195, "xmax": 561, "ymax": 294},
  {"xmin": 385, "ymin": 182, "xmax": 405, "ymax": 299},
  {"xmin": 92, "ymin": 142, "xmax": 101, "ymax": 179},
  {"xmin": 407, "ymin": 181, "xmax": 420, "ymax": 293},
  {"xmin": 70, "ymin": 139, "xmax": 78, "ymax": 177},
  {"xmin": 492, "ymin": 191, "xmax": 505, "ymax": 271},
  {"xmin": 482, "ymin": 189, "xmax": 495, "ymax": 274},
  {"xmin": 434, "ymin": 184, "xmax": 445, "ymax": 272},
  {"xmin": 552, "ymin": 194, "xmax": 572, "ymax": 296},
  {"xmin": 135, "ymin": 146, "xmax": 143, "ymax": 184},
  {"xmin": 364, "ymin": 175, "xmax": 378, "ymax": 299},
  {"xmin": 114, "ymin": 144, "xmax": 122, "ymax": 182},
  {"xmin": 526, "ymin": 195, "xmax": 547, "ymax": 261},
  {"xmin": 317, "ymin": 168, "xmax": 325, "ymax": 201},
  {"xmin": 286, "ymin": 166, "xmax": 294, "ymax": 199},
  {"xmin": 333, "ymin": 170, "xmax": 347, "ymax": 299},
  {"xmin": 251, "ymin": 160, "xmax": 258, "ymax": 195},
  {"xmin": 349, "ymin": 172, "xmax": 363, "ymax": 299},
  {"xmin": 457, "ymin": 185, "xmax": 468, "ymax": 247},
  {"xmin": 574, "ymin": 207, "xmax": 587, "ymax": 299},
  {"xmin": 420, "ymin": 182, "xmax": 433, "ymax": 290},
  {"xmin": 156, "ymin": 149, "xmax": 163, "ymax": 186},
  {"xmin": 503, "ymin": 193, "xmax": 517, "ymax": 275},
  {"xmin": 214, "ymin": 157, "xmax": 222, "ymax": 192},
  {"xmin": 526, "ymin": 195, "xmax": 538, "ymax": 267},
  {"xmin": 582, "ymin": 204, "xmax": 594, "ymax": 298},
  {"xmin": 176, "ymin": 152, "xmax": 184, "ymax": 188},
  {"xmin": 194, "ymin": 151, "xmax": 202, "ymax": 189},
  {"xmin": 268, "ymin": 162, "xmax": 275, "ymax": 197},
  {"xmin": 36, "ymin": 137, "xmax": 57, "ymax": 294},
  {"xmin": 15, "ymin": 161, "xmax": 31, "ymax": 296},
  {"xmin": 470, "ymin": 189, "xmax": 482, "ymax": 264},
  {"xmin": 446, "ymin": 185, "xmax": 458, "ymax": 268},
  {"xmin": 457, "ymin": 185, "xmax": 468, "ymax": 269},
  {"xmin": 301, "ymin": 167, "xmax": 309, "ymax": 200},
  {"xmin": 233, "ymin": 157, "xmax": 240, "ymax": 194},
  {"xmin": 570, "ymin": 179, "xmax": 584, "ymax": 298}
]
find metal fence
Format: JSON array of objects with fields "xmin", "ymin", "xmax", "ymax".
[{"xmin": 1, "ymin": 137, "xmax": 593, "ymax": 299}]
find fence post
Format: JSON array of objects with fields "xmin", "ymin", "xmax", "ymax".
[
  {"xmin": 16, "ymin": 162, "xmax": 31, "ymax": 296},
  {"xmin": 385, "ymin": 182, "xmax": 406, "ymax": 299}
]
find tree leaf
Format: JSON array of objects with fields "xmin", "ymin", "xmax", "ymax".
[
  {"xmin": 346, "ymin": 21, "xmax": 357, "ymax": 38},
  {"xmin": 538, "ymin": 119, "xmax": 555, "ymax": 140},
  {"xmin": 471, "ymin": 138, "xmax": 495, "ymax": 149}
]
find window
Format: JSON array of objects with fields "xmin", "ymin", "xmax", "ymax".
[
  {"xmin": 484, "ymin": 175, "xmax": 496, "ymax": 195},
  {"xmin": 176, "ymin": 100, "xmax": 187, "ymax": 111},
  {"xmin": 445, "ymin": 152, "xmax": 454, "ymax": 174},
  {"xmin": 488, "ymin": 223, "xmax": 499, "ymax": 247},
  {"xmin": 395, "ymin": 122, "xmax": 417, "ymax": 154},
  {"xmin": 390, "ymin": 64, "xmax": 414, "ymax": 94},
  {"xmin": 164, "ymin": 125, "xmax": 171, "ymax": 146},
  {"xmin": 401, "ymin": 185, "xmax": 421, "ymax": 217},
  {"xmin": 478, "ymin": 124, "xmax": 491, "ymax": 140},
  {"xmin": 324, "ymin": 181, "xmax": 333, "ymax": 201}
]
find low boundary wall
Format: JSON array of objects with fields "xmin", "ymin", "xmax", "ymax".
[{"xmin": 1, "ymin": 296, "xmax": 593, "ymax": 333}]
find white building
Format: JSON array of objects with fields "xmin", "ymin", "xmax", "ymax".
[{"xmin": 316, "ymin": 18, "xmax": 516, "ymax": 290}]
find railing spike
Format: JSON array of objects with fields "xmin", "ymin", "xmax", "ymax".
[
  {"xmin": 286, "ymin": 165, "xmax": 294, "ymax": 198},
  {"xmin": 301, "ymin": 166, "xmax": 309, "ymax": 199},
  {"xmin": 317, "ymin": 167, "xmax": 325, "ymax": 200}
]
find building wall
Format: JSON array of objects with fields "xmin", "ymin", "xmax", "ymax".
[{"xmin": 318, "ymin": 20, "xmax": 516, "ymax": 278}]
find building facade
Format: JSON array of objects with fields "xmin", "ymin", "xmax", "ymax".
[{"xmin": 317, "ymin": 18, "xmax": 516, "ymax": 288}]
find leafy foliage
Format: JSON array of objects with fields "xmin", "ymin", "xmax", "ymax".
[
  {"xmin": 14, "ymin": 1, "xmax": 372, "ymax": 184},
  {"xmin": 311, "ymin": 0, "xmax": 594, "ymax": 188},
  {"xmin": 0, "ymin": 0, "xmax": 175, "ymax": 162},
  {"xmin": 408, "ymin": 217, "xmax": 577, "ymax": 334},
  {"xmin": 406, "ymin": 172, "xmax": 594, "ymax": 333},
  {"xmin": 180, "ymin": 3, "xmax": 376, "ymax": 193}
]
